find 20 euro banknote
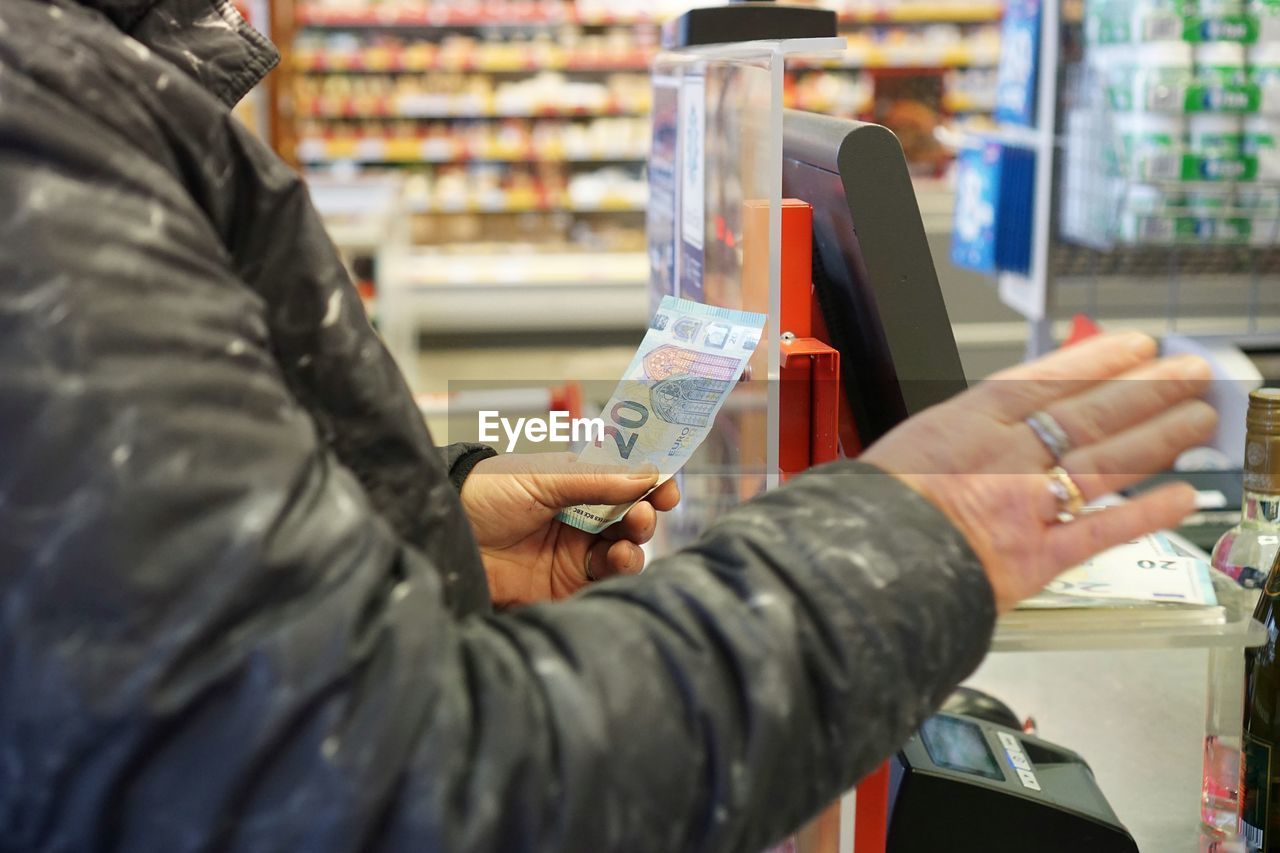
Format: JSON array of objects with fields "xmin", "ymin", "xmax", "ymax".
[{"xmin": 556, "ymin": 296, "xmax": 766, "ymax": 533}]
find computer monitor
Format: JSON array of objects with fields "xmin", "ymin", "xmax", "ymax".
[{"xmin": 782, "ymin": 109, "xmax": 968, "ymax": 446}]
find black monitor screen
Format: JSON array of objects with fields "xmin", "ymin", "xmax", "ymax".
[
  {"xmin": 920, "ymin": 716, "xmax": 1006, "ymax": 782},
  {"xmin": 782, "ymin": 110, "xmax": 967, "ymax": 446}
]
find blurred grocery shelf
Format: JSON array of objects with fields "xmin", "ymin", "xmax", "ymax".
[{"xmin": 274, "ymin": 0, "xmax": 1002, "ymax": 346}]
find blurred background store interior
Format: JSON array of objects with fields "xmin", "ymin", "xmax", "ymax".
[{"xmin": 229, "ymin": 0, "xmax": 1039, "ymax": 441}]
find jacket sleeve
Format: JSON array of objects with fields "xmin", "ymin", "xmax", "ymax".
[
  {"xmin": 0, "ymin": 92, "xmax": 994, "ymax": 853},
  {"xmin": 442, "ymin": 442, "xmax": 500, "ymax": 491}
]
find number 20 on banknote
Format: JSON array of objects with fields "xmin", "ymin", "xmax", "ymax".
[{"xmin": 557, "ymin": 297, "xmax": 766, "ymax": 533}]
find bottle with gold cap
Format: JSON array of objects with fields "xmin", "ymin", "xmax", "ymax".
[
  {"xmin": 1212, "ymin": 388, "xmax": 1280, "ymax": 589},
  {"xmin": 1231, "ymin": 390, "xmax": 1280, "ymax": 850}
]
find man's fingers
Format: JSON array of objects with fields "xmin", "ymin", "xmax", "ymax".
[
  {"xmin": 586, "ymin": 538, "xmax": 645, "ymax": 581},
  {"xmin": 1039, "ymin": 355, "xmax": 1212, "ymax": 450},
  {"xmin": 1063, "ymin": 399, "xmax": 1218, "ymax": 499},
  {"xmin": 602, "ymin": 501, "xmax": 658, "ymax": 545},
  {"xmin": 972, "ymin": 332, "xmax": 1158, "ymax": 422},
  {"xmin": 648, "ymin": 478, "xmax": 681, "ymax": 512},
  {"xmin": 1044, "ymin": 483, "xmax": 1197, "ymax": 573},
  {"xmin": 527, "ymin": 460, "xmax": 660, "ymax": 508}
]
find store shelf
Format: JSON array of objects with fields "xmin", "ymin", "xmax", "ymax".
[
  {"xmin": 791, "ymin": 42, "xmax": 1002, "ymax": 70},
  {"xmin": 298, "ymin": 59, "xmax": 652, "ymax": 73},
  {"xmin": 836, "ymin": 2, "xmax": 1003, "ymax": 23},
  {"xmin": 407, "ymin": 197, "xmax": 645, "ymax": 213},
  {"xmin": 942, "ymin": 90, "xmax": 997, "ymax": 113},
  {"xmin": 297, "ymin": 7, "xmax": 659, "ymax": 27},
  {"xmin": 294, "ymin": 50, "xmax": 652, "ymax": 73},
  {"xmin": 297, "ymin": 136, "xmax": 646, "ymax": 163},
  {"xmin": 297, "ymin": 96, "xmax": 649, "ymax": 119},
  {"xmin": 298, "ymin": 3, "xmax": 1004, "ymax": 28}
]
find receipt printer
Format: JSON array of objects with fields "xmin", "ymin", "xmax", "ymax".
[{"xmin": 888, "ymin": 714, "xmax": 1138, "ymax": 853}]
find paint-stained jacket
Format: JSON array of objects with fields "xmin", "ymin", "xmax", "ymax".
[{"xmin": 0, "ymin": 1, "xmax": 997, "ymax": 850}]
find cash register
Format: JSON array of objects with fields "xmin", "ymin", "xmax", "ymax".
[{"xmin": 888, "ymin": 713, "xmax": 1139, "ymax": 852}]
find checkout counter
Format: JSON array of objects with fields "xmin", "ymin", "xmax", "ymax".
[{"xmin": 651, "ymin": 4, "xmax": 1265, "ymax": 851}]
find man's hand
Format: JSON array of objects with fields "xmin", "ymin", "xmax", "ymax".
[
  {"xmin": 861, "ymin": 332, "xmax": 1216, "ymax": 613},
  {"xmin": 459, "ymin": 452, "xmax": 681, "ymax": 607}
]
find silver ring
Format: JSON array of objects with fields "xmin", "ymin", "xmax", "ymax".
[
  {"xmin": 584, "ymin": 551, "xmax": 597, "ymax": 583},
  {"xmin": 1025, "ymin": 410, "xmax": 1073, "ymax": 462},
  {"xmin": 1046, "ymin": 466, "xmax": 1085, "ymax": 523}
]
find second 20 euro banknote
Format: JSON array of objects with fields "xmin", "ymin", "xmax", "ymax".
[{"xmin": 556, "ymin": 296, "xmax": 766, "ymax": 534}]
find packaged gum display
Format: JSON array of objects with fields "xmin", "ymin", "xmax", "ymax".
[
  {"xmin": 1116, "ymin": 110, "xmax": 1187, "ymax": 178},
  {"xmin": 1136, "ymin": 41, "xmax": 1195, "ymax": 111}
]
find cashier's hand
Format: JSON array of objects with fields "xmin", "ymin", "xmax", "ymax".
[
  {"xmin": 459, "ymin": 452, "xmax": 681, "ymax": 607},
  {"xmin": 861, "ymin": 332, "xmax": 1216, "ymax": 614}
]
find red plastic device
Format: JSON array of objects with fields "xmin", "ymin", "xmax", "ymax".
[{"xmin": 773, "ymin": 199, "xmax": 889, "ymax": 853}]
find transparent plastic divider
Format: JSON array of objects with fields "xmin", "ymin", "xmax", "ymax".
[
  {"xmin": 645, "ymin": 37, "xmax": 844, "ymax": 853},
  {"xmin": 646, "ymin": 38, "xmax": 843, "ymax": 557}
]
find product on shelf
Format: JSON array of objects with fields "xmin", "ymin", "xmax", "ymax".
[
  {"xmin": 1189, "ymin": 110, "xmax": 1245, "ymax": 157},
  {"xmin": 944, "ymin": 67, "xmax": 1001, "ymax": 110},
  {"xmin": 294, "ymin": 30, "xmax": 657, "ymax": 73},
  {"xmin": 993, "ymin": 0, "xmax": 1042, "ymax": 126},
  {"xmin": 330, "ymin": 161, "xmax": 646, "ymax": 214},
  {"xmin": 1246, "ymin": 112, "xmax": 1280, "ymax": 175},
  {"xmin": 817, "ymin": 0, "xmax": 1004, "ymax": 22},
  {"xmin": 1251, "ymin": 39, "xmax": 1280, "ymax": 109},
  {"xmin": 1115, "ymin": 110, "xmax": 1186, "ymax": 178},
  {"xmin": 298, "ymin": 0, "xmax": 658, "ymax": 25},
  {"xmin": 294, "ymin": 69, "xmax": 652, "ymax": 118},
  {"xmin": 951, "ymin": 140, "xmax": 1035, "ymax": 274},
  {"xmin": 791, "ymin": 23, "xmax": 1003, "ymax": 69},
  {"xmin": 784, "ymin": 71, "xmax": 874, "ymax": 115},
  {"xmin": 1059, "ymin": 0, "xmax": 1280, "ymax": 246}
]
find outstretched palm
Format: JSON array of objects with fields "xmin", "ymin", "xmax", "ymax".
[{"xmin": 862, "ymin": 332, "xmax": 1215, "ymax": 611}]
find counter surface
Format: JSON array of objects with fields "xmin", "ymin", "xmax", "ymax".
[{"xmin": 966, "ymin": 648, "xmax": 1211, "ymax": 853}]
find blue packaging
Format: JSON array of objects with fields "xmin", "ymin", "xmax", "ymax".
[
  {"xmin": 952, "ymin": 142, "xmax": 1002, "ymax": 272},
  {"xmin": 951, "ymin": 140, "xmax": 1036, "ymax": 275},
  {"xmin": 995, "ymin": 0, "xmax": 1042, "ymax": 127}
]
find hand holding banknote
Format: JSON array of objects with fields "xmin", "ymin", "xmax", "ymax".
[{"xmin": 460, "ymin": 452, "xmax": 681, "ymax": 607}]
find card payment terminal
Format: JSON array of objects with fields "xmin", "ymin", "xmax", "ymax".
[{"xmin": 888, "ymin": 714, "xmax": 1138, "ymax": 852}]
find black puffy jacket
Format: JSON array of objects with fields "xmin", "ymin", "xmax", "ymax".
[{"xmin": 0, "ymin": 2, "xmax": 996, "ymax": 850}]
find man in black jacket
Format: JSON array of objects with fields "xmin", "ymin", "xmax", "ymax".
[{"xmin": 0, "ymin": 1, "xmax": 1215, "ymax": 851}]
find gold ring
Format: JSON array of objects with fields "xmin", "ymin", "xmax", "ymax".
[{"xmin": 1046, "ymin": 466, "xmax": 1085, "ymax": 523}]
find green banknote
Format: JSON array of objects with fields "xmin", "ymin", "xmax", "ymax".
[{"xmin": 557, "ymin": 296, "xmax": 766, "ymax": 534}]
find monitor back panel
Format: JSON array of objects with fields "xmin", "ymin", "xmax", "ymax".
[{"xmin": 782, "ymin": 110, "xmax": 967, "ymax": 445}]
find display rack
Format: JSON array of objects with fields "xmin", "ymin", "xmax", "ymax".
[
  {"xmin": 286, "ymin": 0, "xmax": 1007, "ymax": 330},
  {"xmin": 292, "ymin": 0, "xmax": 661, "ymax": 306},
  {"xmin": 985, "ymin": 0, "xmax": 1280, "ymax": 356}
]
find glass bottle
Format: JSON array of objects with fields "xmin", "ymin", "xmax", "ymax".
[
  {"xmin": 1206, "ymin": 389, "xmax": 1280, "ymax": 840},
  {"xmin": 1213, "ymin": 386, "xmax": 1280, "ymax": 845},
  {"xmin": 1211, "ymin": 389, "xmax": 1280, "ymax": 590},
  {"xmin": 1242, "ymin": 559, "xmax": 1280, "ymax": 850}
]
